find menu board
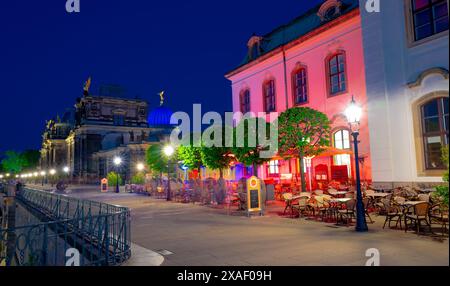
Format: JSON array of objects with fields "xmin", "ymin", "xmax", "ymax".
[
  {"xmin": 249, "ymin": 189, "xmax": 259, "ymax": 209},
  {"xmin": 246, "ymin": 176, "xmax": 262, "ymax": 214}
]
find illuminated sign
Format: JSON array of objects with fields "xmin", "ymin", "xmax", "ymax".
[{"xmin": 101, "ymin": 178, "xmax": 108, "ymax": 193}]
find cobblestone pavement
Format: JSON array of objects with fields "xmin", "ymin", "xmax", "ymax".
[{"xmin": 29, "ymin": 185, "xmax": 449, "ymax": 266}]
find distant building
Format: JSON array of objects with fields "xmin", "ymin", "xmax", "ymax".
[{"xmin": 40, "ymin": 85, "xmax": 174, "ymax": 183}]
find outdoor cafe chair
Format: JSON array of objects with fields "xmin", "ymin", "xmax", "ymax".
[
  {"xmin": 282, "ymin": 193, "xmax": 295, "ymax": 217},
  {"xmin": 382, "ymin": 200, "xmax": 403, "ymax": 229},
  {"xmin": 337, "ymin": 199, "xmax": 356, "ymax": 226},
  {"xmin": 404, "ymin": 202, "xmax": 432, "ymax": 235},
  {"xmin": 292, "ymin": 197, "xmax": 310, "ymax": 218},
  {"xmin": 362, "ymin": 197, "xmax": 374, "ymax": 223},
  {"xmin": 429, "ymin": 204, "xmax": 449, "ymax": 237},
  {"xmin": 313, "ymin": 195, "xmax": 332, "ymax": 221}
]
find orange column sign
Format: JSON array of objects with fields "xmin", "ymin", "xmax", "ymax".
[{"xmin": 101, "ymin": 178, "xmax": 108, "ymax": 193}]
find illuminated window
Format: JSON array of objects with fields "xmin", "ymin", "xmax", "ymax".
[
  {"xmin": 421, "ymin": 97, "xmax": 449, "ymax": 169},
  {"xmin": 328, "ymin": 53, "xmax": 347, "ymax": 95},
  {"xmin": 267, "ymin": 160, "xmax": 279, "ymax": 175},
  {"xmin": 240, "ymin": 89, "xmax": 251, "ymax": 113},
  {"xmin": 263, "ymin": 80, "xmax": 276, "ymax": 112},
  {"xmin": 333, "ymin": 129, "xmax": 351, "ymax": 176},
  {"xmin": 411, "ymin": 0, "xmax": 449, "ymax": 41},
  {"xmin": 293, "ymin": 68, "xmax": 308, "ymax": 105}
]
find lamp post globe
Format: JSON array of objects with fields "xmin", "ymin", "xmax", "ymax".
[
  {"xmin": 163, "ymin": 145, "xmax": 174, "ymax": 201},
  {"xmin": 136, "ymin": 163, "xmax": 145, "ymax": 172},
  {"xmin": 345, "ymin": 96, "xmax": 368, "ymax": 232}
]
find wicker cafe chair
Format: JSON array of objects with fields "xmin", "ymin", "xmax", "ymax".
[
  {"xmin": 404, "ymin": 202, "xmax": 432, "ymax": 235},
  {"xmin": 429, "ymin": 204, "xmax": 449, "ymax": 236},
  {"xmin": 362, "ymin": 197, "xmax": 374, "ymax": 223},
  {"xmin": 313, "ymin": 195, "xmax": 331, "ymax": 221},
  {"xmin": 292, "ymin": 197, "xmax": 310, "ymax": 218},
  {"xmin": 382, "ymin": 200, "xmax": 403, "ymax": 229},
  {"xmin": 337, "ymin": 199, "xmax": 356, "ymax": 226}
]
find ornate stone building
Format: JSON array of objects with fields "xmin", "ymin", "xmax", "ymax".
[{"xmin": 40, "ymin": 85, "xmax": 173, "ymax": 183}]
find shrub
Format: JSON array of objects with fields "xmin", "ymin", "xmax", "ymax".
[
  {"xmin": 131, "ymin": 173, "xmax": 146, "ymax": 185},
  {"xmin": 107, "ymin": 172, "xmax": 123, "ymax": 186},
  {"xmin": 435, "ymin": 146, "xmax": 449, "ymax": 206}
]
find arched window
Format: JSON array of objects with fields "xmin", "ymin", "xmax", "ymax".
[
  {"xmin": 292, "ymin": 67, "xmax": 308, "ymax": 105},
  {"xmin": 327, "ymin": 52, "xmax": 347, "ymax": 96},
  {"xmin": 333, "ymin": 129, "xmax": 351, "ymax": 176},
  {"xmin": 263, "ymin": 79, "xmax": 276, "ymax": 112},
  {"xmin": 240, "ymin": 89, "xmax": 251, "ymax": 113},
  {"xmin": 421, "ymin": 97, "xmax": 449, "ymax": 169}
]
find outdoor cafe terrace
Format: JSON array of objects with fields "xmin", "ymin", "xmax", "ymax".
[{"xmin": 126, "ymin": 178, "xmax": 449, "ymax": 238}]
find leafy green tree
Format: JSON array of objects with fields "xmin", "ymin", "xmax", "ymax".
[
  {"xmin": 21, "ymin": 150, "xmax": 40, "ymax": 169},
  {"xmin": 107, "ymin": 172, "xmax": 123, "ymax": 186},
  {"xmin": 277, "ymin": 107, "xmax": 331, "ymax": 192},
  {"xmin": 232, "ymin": 117, "xmax": 273, "ymax": 176},
  {"xmin": 146, "ymin": 144, "xmax": 169, "ymax": 174},
  {"xmin": 178, "ymin": 133, "xmax": 203, "ymax": 178},
  {"xmin": 1, "ymin": 151, "xmax": 27, "ymax": 173},
  {"xmin": 435, "ymin": 146, "xmax": 449, "ymax": 206},
  {"xmin": 200, "ymin": 125, "xmax": 234, "ymax": 178},
  {"xmin": 131, "ymin": 173, "xmax": 146, "ymax": 185}
]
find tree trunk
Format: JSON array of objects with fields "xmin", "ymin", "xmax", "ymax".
[
  {"xmin": 299, "ymin": 151, "xmax": 307, "ymax": 193},
  {"xmin": 197, "ymin": 167, "xmax": 201, "ymax": 180},
  {"xmin": 219, "ymin": 169, "xmax": 223, "ymax": 179},
  {"xmin": 252, "ymin": 162, "xmax": 258, "ymax": 177}
]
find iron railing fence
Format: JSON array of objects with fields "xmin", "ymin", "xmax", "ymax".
[{"xmin": 0, "ymin": 188, "xmax": 131, "ymax": 266}]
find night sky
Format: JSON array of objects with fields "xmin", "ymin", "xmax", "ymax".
[{"xmin": 0, "ymin": 0, "xmax": 324, "ymax": 153}]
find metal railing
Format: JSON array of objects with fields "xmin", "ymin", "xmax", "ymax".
[{"xmin": 1, "ymin": 188, "xmax": 131, "ymax": 266}]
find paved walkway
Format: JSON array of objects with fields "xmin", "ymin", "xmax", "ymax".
[{"xmin": 26, "ymin": 185, "xmax": 450, "ymax": 266}]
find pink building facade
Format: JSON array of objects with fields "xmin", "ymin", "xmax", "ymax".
[{"xmin": 226, "ymin": 0, "xmax": 372, "ymax": 188}]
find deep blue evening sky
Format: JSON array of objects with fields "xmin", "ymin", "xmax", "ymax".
[{"xmin": 0, "ymin": 0, "xmax": 323, "ymax": 153}]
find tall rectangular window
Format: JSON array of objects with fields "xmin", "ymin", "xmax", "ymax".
[
  {"xmin": 267, "ymin": 160, "xmax": 279, "ymax": 176},
  {"xmin": 293, "ymin": 68, "xmax": 308, "ymax": 104},
  {"xmin": 412, "ymin": 0, "xmax": 449, "ymax": 41},
  {"xmin": 328, "ymin": 53, "xmax": 347, "ymax": 95},
  {"xmin": 240, "ymin": 89, "xmax": 251, "ymax": 113},
  {"xmin": 263, "ymin": 80, "xmax": 276, "ymax": 112}
]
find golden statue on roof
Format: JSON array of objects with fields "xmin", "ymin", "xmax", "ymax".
[
  {"xmin": 158, "ymin": 90, "xmax": 165, "ymax": 106},
  {"xmin": 83, "ymin": 76, "xmax": 92, "ymax": 96}
]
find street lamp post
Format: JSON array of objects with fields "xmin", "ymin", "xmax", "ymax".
[
  {"xmin": 345, "ymin": 96, "xmax": 368, "ymax": 232},
  {"xmin": 113, "ymin": 156, "xmax": 122, "ymax": 193},
  {"xmin": 40, "ymin": 171, "xmax": 46, "ymax": 186},
  {"xmin": 163, "ymin": 145, "xmax": 175, "ymax": 201},
  {"xmin": 63, "ymin": 166, "xmax": 70, "ymax": 187}
]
